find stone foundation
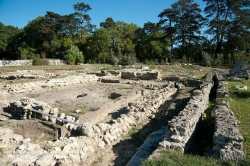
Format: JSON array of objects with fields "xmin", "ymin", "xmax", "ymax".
[
  {"xmin": 149, "ymin": 81, "xmax": 213, "ymax": 158},
  {"xmin": 121, "ymin": 70, "xmax": 160, "ymax": 80},
  {"xmin": 214, "ymin": 72, "xmax": 229, "ymax": 98},
  {"xmin": 212, "ymin": 101, "xmax": 245, "ymax": 160}
]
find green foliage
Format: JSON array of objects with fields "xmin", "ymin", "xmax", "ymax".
[
  {"xmin": 228, "ymin": 79, "xmax": 250, "ymax": 161},
  {"xmin": 212, "ymin": 53, "xmax": 224, "ymax": 66},
  {"xmin": 142, "ymin": 151, "xmax": 221, "ymax": 166},
  {"xmin": 181, "ymin": 55, "xmax": 188, "ymax": 63},
  {"xmin": 18, "ymin": 44, "xmax": 39, "ymax": 60},
  {"xmin": 33, "ymin": 57, "xmax": 49, "ymax": 66},
  {"xmin": 64, "ymin": 45, "xmax": 84, "ymax": 65},
  {"xmin": 202, "ymin": 51, "xmax": 212, "ymax": 67}
]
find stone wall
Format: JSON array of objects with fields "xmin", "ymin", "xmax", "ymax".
[
  {"xmin": 150, "ymin": 81, "xmax": 213, "ymax": 154},
  {"xmin": 214, "ymin": 72, "xmax": 229, "ymax": 98},
  {"xmin": 0, "ymin": 59, "xmax": 66, "ymax": 67},
  {"xmin": 121, "ymin": 70, "xmax": 160, "ymax": 80},
  {"xmin": 212, "ymin": 101, "xmax": 245, "ymax": 160},
  {"xmin": 213, "ymin": 72, "xmax": 245, "ymax": 160},
  {"xmin": 0, "ymin": 60, "xmax": 33, "ymax": 67},
  {"xmin": 48, "ymin": 59, "xmax": 66, "ymax": 65}
]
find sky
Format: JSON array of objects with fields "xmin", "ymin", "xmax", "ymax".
[{"xmin": 0, "ymin": 0, "xmax": 206, "ymax": 29}]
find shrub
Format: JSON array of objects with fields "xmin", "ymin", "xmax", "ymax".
[
  {"xmin": 64, "ymin": 45, "xmax": 84, "ymax": 65},
  {"xmin": 202, "ymin": 51, "xmax": 212, "ymax": 67},
  {"xmin": 33, "ymin": 57, "xmax": 49, "ymax": 66}
]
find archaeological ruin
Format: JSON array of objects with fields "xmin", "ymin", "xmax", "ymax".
[{"xmin": 0, "ymin": 65, "xmax": 247, "ymax": 165}]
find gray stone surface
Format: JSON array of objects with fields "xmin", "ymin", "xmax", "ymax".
[
  {"xmin": 121, "ymin": 70, "xmax": 160, "ymax": 80},
  {"xmin": 215, "ymin": 73, "xmax": 229, "ymax": 98},
  {"xmin": 150, "ymin": 81, "xmax": 213, "ymax": 155},
  {"xmin": 212, "ymin": 101, "xmax": 245, "ymax": 160}
]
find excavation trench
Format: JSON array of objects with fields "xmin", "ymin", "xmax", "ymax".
[
  {"xmin": 118, "ymin": 87, "xmax": 194, "ymax": 166},
  {"xmin": 126, "ymin": 75, "xmax": 214, "ymax": 165}
]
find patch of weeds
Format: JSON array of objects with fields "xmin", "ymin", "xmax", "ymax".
[
  {"xmin": 124, "ymin": 122, "xmax": 144, "ymax": 140},
  {"xmin": 142, "ymin": 150, "xmax": 222, "ymax": 166},
  {"xmin": 41, "ymin": 85, "xmax": 47, "ymax": 88}
]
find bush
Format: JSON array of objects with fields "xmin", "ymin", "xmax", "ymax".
[
  {"xmin": 64, "ymin": 45, "xmax": 84, "ymax": 65},
  {"xmin": 202, "ymin": 51, "xmax": 212, "ymax": 67},
  {"xmin": 33, "ymin": 57, "xmax": 49, "ymax": 66}
]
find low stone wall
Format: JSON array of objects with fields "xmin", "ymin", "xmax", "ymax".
[
  {"xmin": 150, "ymin": 82, "xmax": 213, "ymax": 154},
  {"xmin": 121, "ymin": 70, "xmax": 160, "ymax": 80},
  {"xmin": 48, "ymin": 59, "xmax": 66, "ymax": 65},
  {"xmin": 0, "ymin": 59, "xmax": 66, "ymax": 67},
  {"xmin": 212, "ymin": 101, "xmax": 245, "ymax": 160},
  {"xmin": 166, "ymin": 69, "xmax": 189, "ymax": 73},
  {"xmin": 214, "ymin": 72, "xmax": 229, "ymax": 98},
  {"xmin": 0, "ymin": 60, "xmax": 33, "ymax": 67},
  {"xmin": 3, "ymin": 74, "xmax": 99, "ymax": 95},
  {"xmin": 213, "ymin": 72, "xmax": 245, "ymax": 160},
  {"xmin": 0, "ymin": 74, "xmax": 44, "ymax": 80},
  {"xmin": 184, "ymin": 77, "xmax": 203, "ymax": 87}
]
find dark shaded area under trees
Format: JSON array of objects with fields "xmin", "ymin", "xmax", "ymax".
[{"xmin": 0, "ymin": 0, "xmax": 249, "ymax": 66}]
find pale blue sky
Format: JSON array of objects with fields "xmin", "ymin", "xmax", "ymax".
[{"xmin": 0, "ymin": 0, "xmax": 206, "ymax": 28}]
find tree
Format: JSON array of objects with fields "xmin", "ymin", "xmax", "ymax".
[
  {"xmin": 135, "ymin": 22, "xmax": 169, "ymax": 62},
  {"xmin": 0, "ymin": 22, "xmax": 22, "ymax": 59},
  {"xmin": 158, "ymin": 8, "xmax": 177, "ymax": 60},
  {"xmin": 0, "ymin": 22, "xmax": 7, "ymax": 52},
  {"xmin": 203, "ymin": 0, "xmax": 250, "ymax": 56},
  {"xmin": 64, "ymin": 45, "xmax": 84, "ymax": 64},
  {"xmin": 158, "ymin": 0, "xmax": 205, "ymax": 62},
  {"xmin": 73, "ymin": 2, "xmax": 94, "ymax": 39}
]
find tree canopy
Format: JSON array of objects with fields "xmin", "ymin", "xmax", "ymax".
[{"xmin": 0, "ymin": 1, "xmax": 249, "ymax": 66}]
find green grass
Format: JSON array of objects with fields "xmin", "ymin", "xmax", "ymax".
[
  {"xmin": 124, "ymin": 122, "xmax": 145, "ymax": 140},
  {"xmin": 227, "ymin": 79, "xmax": 250, "ymax": 161},
  {"xmin": 142, "ymin": 151, "xmax": 221, "ymax": 166}
]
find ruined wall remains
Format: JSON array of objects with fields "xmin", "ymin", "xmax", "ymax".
[
  {"xmin": 9, "ymin": 97, "xmax": 78, "ymax": 132},
  {"xmin": 3, "ymin": 74, "xmax": 99, "ymax": 94},
  {"xmin": 121, "ymin": 70, "xmax": 160, "ymax": 80},
  {"xmin": 48, "ymin": 59, "xmax": 66, "ymax": 65},
  {"xmin": 214, "ymin": 72, "xmax": 229, "ymax": 98},
  {"xmin": 212, "ymin": 101, "xmax": 245, "ymax": 160},
  {"xmin": 0, "ymin": 59, "xmax": 66, "ymax": 67},
  {"xmin": 213, "ymin": 73, "xmax": 245, "ymax": 160},
  {"xmin": 0, "ymin": 60, "xmax": 33, "ymax": 67},
  {"xmin": 159, "ymin": 82, "xmax": 213, "ymax": 152},
  {"xmin": 184, "ymin": 77, "xmax": 204, "ymax": 87},
  {"xmin": 4, "ymin": 82, "xmax": 177, "ymax": 165}
]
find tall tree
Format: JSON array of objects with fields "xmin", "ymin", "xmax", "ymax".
[
  {"xmin": 73, "ymin": 2, "xmax": 94, "ymax": 39},
  {"xmin": 158, "ymin": 8, "xmax": 177, "ymax": 60},
  {"xmin": 203, "ymin": 0, "xmax": 250, "ymax": 56},
  {"xmin": 158, "ymin": 0, "xmax": 205, "ymax": 61}
]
